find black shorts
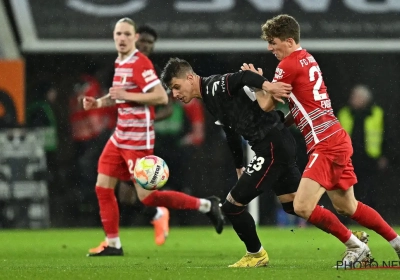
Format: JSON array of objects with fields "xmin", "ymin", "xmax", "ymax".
[{"xmin": 230, "ymin": 126, "xmax": 301, "ymax": 205}]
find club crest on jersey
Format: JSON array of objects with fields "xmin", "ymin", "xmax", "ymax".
[{"xmin": 274, "ymin": 67, "xmax": 284, "ymax": 80}]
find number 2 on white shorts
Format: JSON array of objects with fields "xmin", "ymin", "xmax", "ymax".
[{"xmin": 308, "ymin": 153, "xmax": 319, "ymax": 168}]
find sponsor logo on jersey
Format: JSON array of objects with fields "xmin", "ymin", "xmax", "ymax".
[
  {"xmin": 212, "ymin": 81, "xmax": 220, "ymax": 96},
  {"xmin": 142, "ymin": 69, "xmax": 157, "ymax": 83}
]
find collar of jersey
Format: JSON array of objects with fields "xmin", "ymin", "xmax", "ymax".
[{"xmin": 116, "ymin": 49, "xmax": 139, "ymax": 65}]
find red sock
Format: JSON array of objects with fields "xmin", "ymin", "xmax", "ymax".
[
  {"xmin": 96, "ymin": 186, "xmax": 119, "ymax": 238},
  {"xmin": 351, "ymin": 201, "xmax": 397, "ymax": 241},
  {"xmin": 141, "ymin": 190, "xmax": 200, "ymax": 210},
  {"xmin": 308, "ymin": 205, "xmax": 351, "ymax": 243}
]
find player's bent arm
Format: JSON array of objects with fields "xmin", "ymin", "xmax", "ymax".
[
  {"xmin": 121, "ymin": 83, "xmax": 168, "ymax": 106},
  {"xmin": 255, "ymin": 89, "xmax": 276, "ymax": 112},
  {"xmin": 284, "ymin": 111, "xmax": 295, "ymax": 127},
  {"xmin": 222, "ymin": 126, "xmax": 244, "ymax": 169}
]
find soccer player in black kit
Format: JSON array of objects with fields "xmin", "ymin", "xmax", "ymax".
[{"xmin": 161, "ymin": 58, "xmax": 299, "ymax": 267}]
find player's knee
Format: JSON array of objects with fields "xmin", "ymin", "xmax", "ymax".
[
  {"xmin": 293, "ymin": 201, "xmax": 313, "ymax": 219},
  {"xmin": 221, "ymin": 200, "xmax": 246, "ymax": 216}
]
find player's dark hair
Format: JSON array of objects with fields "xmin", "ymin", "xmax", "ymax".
[
  {"xmin": 116, "ymin": 17, "xmax": 137, "ymax": 31},
  {"xmin": 261, "ymin": 14, "xmax": 300, "ymax": 43},
  {"xmin": 161, "ymin": 58, "xmax": 193, "ymax": 88},
  {"xmin": 136, "ymin": 25, "xmax": 158, "ymax": 41}
]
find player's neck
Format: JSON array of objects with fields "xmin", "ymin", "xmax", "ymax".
[
  {"xmin": 283, "ymin": 44, "xmax": 302, "ymax": 59},
  {"xmin": 118, "ymin": 48, "xmax": 137, "ymax": 61},
  {"xmin": 193, "ymin": 75, "xmax": 202, "ymax": 99}
]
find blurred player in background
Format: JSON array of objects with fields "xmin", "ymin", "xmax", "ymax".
[
  {"xmin": 254, "ymin": 14, "xmax": 400, "ymax": 265},
  {"xmin": 115, "ymin": 24, "xmax": 172, "ymax": 247},
  {"xmin": 83, "ymin": 18, "xmax": 224, "ymax": 257}
]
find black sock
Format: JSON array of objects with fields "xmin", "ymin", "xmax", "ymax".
[
  {"xmin": 141, "ymin": 206, "xmax": 158, "ymax": 222},
  {"xmin": 226, "ymin": 210, "xmax": 262, "ymax": 253}
]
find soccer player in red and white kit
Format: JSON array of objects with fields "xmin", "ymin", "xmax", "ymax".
[
  {"xmin": 254, "ymin": 14, "xmax": 400, "ymax": 266},
  {"xmin": 83, "ymin": 18, "xmax": 224, "ymax": 257}
]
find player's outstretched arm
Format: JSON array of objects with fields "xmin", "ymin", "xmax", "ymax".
[
  {"xmin": 83, "ymin": 94, "xmax": 115, "ymax": 110},
  {"xmin": 109, "ymin": 83, "xmax": 168, "ymax": 106}
]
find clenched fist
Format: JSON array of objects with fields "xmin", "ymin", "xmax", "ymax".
[{"xmin": 83, "ymin": 96, "xmax": 98, "ymax": 110}]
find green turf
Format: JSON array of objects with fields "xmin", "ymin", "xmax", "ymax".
[{"xmin": 0, "ymin": 226, "xmax": 399, "ymax": 279}]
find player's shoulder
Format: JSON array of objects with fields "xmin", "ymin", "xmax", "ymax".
[
  {"xmin": 133, "ymin": 51, "xmax": 154, "ymax": 66},
  {"xmin": 278, "ymin": 49, "xmax": 316, "ymax": 71},
  {"xmin": 203, "ymin": 74, "xmax": 225, "ymax": 85}
]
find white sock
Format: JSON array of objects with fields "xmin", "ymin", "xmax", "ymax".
[
  {"xmin": 344, "ymin": 234, "xmax": 363, "ymax": 248},
  {"xmin": 106, "ymin": 237, "xmax": 122, "ymax": 249},
  {"xmin": 389, "ymin": 235, "xmax": 400, "ymax": 249},
  {"xmin": 198, "ymin": 199, "xmax": 211, "ymax": 213},
  {"xmin": 153, "ymin": 207, "xmax": 164, "ymax": 221},
  {"xmin": 247, "ymin": 246, "xmax": 263, "ymax": 254}
]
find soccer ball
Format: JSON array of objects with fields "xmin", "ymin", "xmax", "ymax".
[{"xmin": 133, "ymin": 155, "xmax": 169, "ymax": 190}]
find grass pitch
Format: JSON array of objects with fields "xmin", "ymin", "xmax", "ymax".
[{"xmin": 0, "ymin": 226, "xmax": 399, "ymax": 279}]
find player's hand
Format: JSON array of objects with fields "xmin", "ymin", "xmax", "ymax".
[
  {"xmin": 109, "ymin": 87, "xmax": 127, "ymax": 100},
  {"xmin": 83, "ymin": 96, "xmax": 98, "ymax": 110},
  {"xmin": 265, "ymin": 82, "xmax": 292, "ymax": 104},
  {"xmin": 236, "ymin": 167, "xmax": 245, "ymax": 179},
  {"xmin": 241, "ymin": 63, "xmax": 263, "ymax": 76}
]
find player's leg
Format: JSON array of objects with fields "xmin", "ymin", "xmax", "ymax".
[
  {"xmin": 128, "ymin": 148, "xmax": 223, "ymax": 233},
  {"xmin": 294, "ymin": 139, "xmax": 372, "ymax": 266},
  {"xmin": 272, "ymin": 163, "xmax": 300, "ymax": 217},
  {"xmin": 135, "ymin": 183, "xmax": 223, "ymax": 234},
  {"xmin": 294, "ymin": 177, "xmax": 371, "ymax": 267},
  {"xmin": 87, "ymin": 140, "xmax": 126, "ymax": 257},
  {"xmin": 221, "ymin": 137, "xmax": 288, "ymax": 268},
  {"xmin": 327, "ymin": 186, "xmax": 400, "ymax": 258},
  {"xmin": 117, "ymin": 181, "xmax": 168, "ymax": 246}
]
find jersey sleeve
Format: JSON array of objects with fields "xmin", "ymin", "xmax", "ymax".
[
  {"xmin": 272, "ymin": 58, "xmax": 297, "ymax": 84},
  {"xmin": 225, "ymin": 71, "xmax": 268, "ymax": 95},
  {"xmin": 132, "ymin": 58, "xmax": 161, "ymax": 93}
]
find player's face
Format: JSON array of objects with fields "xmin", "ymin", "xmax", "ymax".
[
  {"xmin": 267, "ymin": 38, "xmax": 291, "ymax": 61},
  {"xmin": 114, "ymin": 22, "xmax": 138, "ymax": 55},
  {"xmin": 136, "ymin": 33, "xmax": 155, "ymax": 57},
  {"xmin": 169, "ymin": 75, "xmax": 194, "ymax": 104}
]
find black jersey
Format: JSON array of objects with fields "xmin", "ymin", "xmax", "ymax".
[{"xmin": 200, "ymin": 71, "xmax": 284, "ymax": 168}]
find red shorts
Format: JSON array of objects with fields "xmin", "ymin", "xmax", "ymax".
[
  {"xmin": 302, "ymin": 129, "xmax": 357, "ymax": 191},
  {"xmin": 98, "ymin": 140, "xmax": 153, "ymax": 181}
]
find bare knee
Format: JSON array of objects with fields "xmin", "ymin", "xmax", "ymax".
[
  {"xmin": 293, "ymin": 200, "xmax": 314, "ymax": 219},
  {"xmin": 96, "ymin": 173, "xmax": 118, "ymax": 189}
]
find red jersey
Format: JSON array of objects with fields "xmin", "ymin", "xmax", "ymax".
[
  {"xmin": 110, "ymin": 50, "xmax": 160, "ymax": 150},
  {"xmin": 273, "ymin": 48, "xmax": 341, "ymax": 153}
]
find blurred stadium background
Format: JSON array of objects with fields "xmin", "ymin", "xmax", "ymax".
[{"xmin": 1, "ymin": 0, "xmax": 400, "ymax": 231}]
